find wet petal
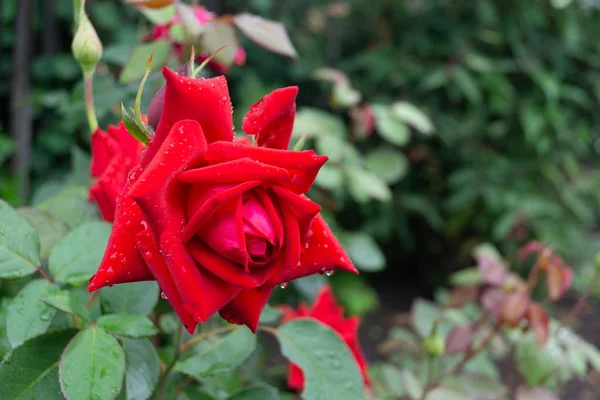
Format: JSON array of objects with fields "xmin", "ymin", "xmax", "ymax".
[{"xmin": 219, "ymin": 286, "xmax": 275, "ymax": 333}]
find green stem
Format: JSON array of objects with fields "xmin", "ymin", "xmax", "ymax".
[
  {"xmin": 157, "ymin": 325, "xmax": 184, "ymax": 400},
  {"xmin": 84, "ymin": 70, "xmax": 98, "ymax": 132}
]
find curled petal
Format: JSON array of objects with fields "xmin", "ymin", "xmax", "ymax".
[
  {"xmin": 160, "ymin": 233, "xmax": 241, "ymax": 323},
  {"xmin": 178, "ymin": 158, "xmax": 291, "ymax": 186},
  {"xmin": 219, "ymin": 286, "xmax": 275, "ymax": 333},
  {"xmin": 183, "ymin": 181, "xmax": 261, "ymax": 243},
  {"xmin": 268, "ymin": 214, "xmax": 358, "ymax": 286},
  {"xmin": 187, "ymin": 239, "xmax": 277, "ymax": 289},
  {"xmin": 206, "ymin": 142, "xmax": 327, "ymax": 194},
  {"xmin": 90, "ymin": 128, "xmax": 116, "ymax": 178},
  {"xmin": 142, "ymin": 67, "xmax": 233, "ymax": 165},
  {"xmin": 242, "ymin": 86, "xmax": 298, "ymax": 150},
  {"xmin": 135, "ymin": 225, "xmax": 197, "ymax": 334},
  {"xmin": 271, "ymin": 188, "xmax": 320, "ymax": 240},
  {"xmin": 130, "ymin": 120, "xmax": 208, "ymax": 236},
  {"xmin": 88, "ymin": 194, "xmax": 153, "ymax": 292}
]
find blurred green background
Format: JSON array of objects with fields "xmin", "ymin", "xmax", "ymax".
[{"xmin": 2, "ymin": 0, "xmax": 600, "ymax": 315}]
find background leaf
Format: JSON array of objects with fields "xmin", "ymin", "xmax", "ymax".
[
  {"xmin": 0, "ymin": 200, "xmax": 40, "ymax": 279},
  {"xmin": 60, "ymin": 325, "xmax": 126, "ymax": 400},
  {"xmin": 7, "ymin": 279, "xmax": 60, "ymax": 347},
  {"xmin": 275, "ymin": 318, "xmax": 364, "ymax": 400},
  {"xmin": 175, "ymin": 326, "xmax": 256, "ymax": 378},
  {"xmin": 119, "ymin": 40, "xmax": 170, "ymax": 83},
  {"xmin": 0, "ymin": 329, "xmax": 77, "ymax": 400},
  {"xmin": 38, "ymin": 186, "xmax": 99, "ymax": 229},
  {"xmin": 100, "ymin": 281, "xmax": 159, "ymax": 316},
  {"xmin": 41, "ymin": 290, "xmax": 91, "ymax": 322},
  {"xmin": 17, "ymin": 208, "xmax": 70, "ymax": 260},
  {"xmin": 97, "ymin": 315, "xmax": 158, "ymax": 338},
  {"xmin": 234, "ymin": 14, "xmax": 298, "ymax": 58},
  {"xmin": 49, "ymin": 221, "xmax": 111, "ymax": 286}
]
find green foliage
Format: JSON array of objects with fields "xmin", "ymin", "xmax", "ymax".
[
  {"xmin": 275, "ymin": 318, "xmax": 365, "ymax": 400},
  {"xmin": 59, "ymin": 325, "xmax": 126, "ymax": 400},
  {"xmin": 0, "ymin": 200, "xmax": 40, "ymax": 279},
  {"xmin": 97, "ymin": 315, "xmax": 159, "ymax": 338}
]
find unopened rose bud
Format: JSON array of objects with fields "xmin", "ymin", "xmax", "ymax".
[
  {"xmin": 72, "ymin": 14, "xmax": 103, "ymax": 75},
  {"xmin": 423, "ymin": 320, "xmax": 445, "ymax": 358}
]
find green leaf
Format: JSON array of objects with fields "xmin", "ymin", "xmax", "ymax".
[
  {"xmin": 400, "ymin": 369, "xmax": 422, "ymax": 399},
  {"xmin": 342, "ymin": 232, "xmax": 385, "ymax": 272},
  {"xmin": 175, "ymin": 326, "xmax": 256, "ymax": 378},
  {"xmin": 316, "ymin": 135, "xmax": 347, "ymax": 163},
  {"xmin": 314, "ymin": 164, "xmax": 344, "ymax": 190},
  {"xmin": 373, "ymin": 105, "xmax": 410, "ymax": 146},
  {"xmin": 67, "ymin": 146, "xmax": 92, "ymax": 186},
  {"xmin": 234, "ymin": 13, "xmax": 297, "ymax": 58},
  {"xmin": 364, "ymin": 148, "xmax": 409, "ymax": 184},
  {"xmin": 0, "ymin": 200, "xmax": 40, "ymax": 279},
  {"xmin": 381, "ymin": 365, "xmax": 405, "ymax": 395},
  {"xmin": 60, "ymin": 325, "xmax": 126, "ymax": 400},
  {"xmin": 275, "ymin": 318, "xmax": 364, "ymax": 400},
  {"xmin": 139, "ymin": 4, "xmax": 175, "ymax": 24},
  {"xmin": 411, "ymin": 299, "xmax": 444, "ymax": 338},
  {"xmin": 41, "ymin": 290, "xmax": 91, "ymax": 322},
  {"xmin": 516, "ymin": 334, "xmax": 556, "ymax": 386},
  {"xmin": 452, "ymin": 67, "xmax": 482, "ymax": 104},
  {"xmin": 292, "ymin": 108, "xmax": 346, "ymax": 138},
  {"xmin": 391, "ymin": 102, "xmax": 434, "ymax": 135},
  {"xmin": 0, "ymin": 300, "xmax": 11, "ymax": 358},
  {"xmin": 228, "ymin": 384, "xmax": 280, "ymax": 400},
  {"xmin": 7, "ymin": 279, "xmax": 60, "ymax": 347},
  {"xmin": 330, "ymin": 273, "xmax": 379, "ymax": 316},
  {"xmin": 449, "ymin": 268, "xmax": 482, "ymax": 286},
  {"xmin": 100, "ymin": 281, "xmax": 159, "ymax": 316},
  {"xmin": 17, "ymin": 208, "xmax": 70, "ymax": 260},
  {"xmin": 175, "ymin": 3, "xmax": 204, "ymax": 36},
  {"xmin": 121, "ymin": 338, "xmax": 160, "ymax": 400},
  {"xmin": 259, "ymin": 305, "xmax": 282, "ymax": 325},
  {"xmin": 0, "ymin": 329, "xmax": 77, "ymax": 400},
  {"xmin": 202, "ymin": 22, "xmax": 239, "ymax": 65},
  {"xmin": 97, "ymin": 315, "xmax": 158, "ymax": 338},
  {"xmin": 346, "ymin": 166, "xmax": 392, "ymax": 203},
  {"xmin": 121, "ymin": 104, "xmax": 150, "ymax": 145},
  {"xmin": 0, "ymin": 134, "xmax": 15, "ymax": 164},
  {"xmin": 119, "ymin": 40, "xmax": 170, "ymax": 83},
  {"xmin": 49, "ymin": 221, "xmax": 111, "ymax": 286},
  {"xmin": 427, "ymin": 387, "xmax": 470, "ymax": 400},
  {"xmin": 38, "ymin": 186, "xmax": 99, "ymax": 229}
]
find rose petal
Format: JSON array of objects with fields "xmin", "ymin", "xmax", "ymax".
[
  {"xmin": 135, "ymin": 225, "xmax": 197, "ymax": 334},
  {"xmin": 242, "ymin": 86, "xmax": 298, "ymax": 150},
  {"xmin": 89, "ymin": 175, "xmax": 121, "ymax": 222},
  {"xmin": 178, "ymin": 158, "xmax": 291, "ymax": 186},
  {"xmin": 219, "ymin": 286, "xmax": 275, "ymax": 333},
  {"xmin": 255, "ymin": 187, "xmax": 284, "ymax": 247},
  {"xmin": 183, "ymin": 181, "xmax": 261, "ymax": 243},
  {"xmin": 143, "ymin": 68, "xmax": 234, "ymax": 164},
  {"xmin": 88, "ymin": 194, "xmax": 154, "ymax": 291},
  {"xmin": 130, "ymin": 120, "xmax": 208, "ymax": 236},
  {"xmin": 90, "ymin": 128, "xmax": 116, "ymax": 178},
  {"xmin": 187, "ymin": 239, "xmax": 277, "ymax": 289},
  {"xmin": 206, "ymin": 142, "xmax": 327, "ymax": 194},
  {"xmin": 160, "ymin": 233, "xmax": 241, "ymax": 323},
  {"xmin": 267, "ymin": 214, "xmax": 358, "ymax": 286},
  {"xmin": 271, "ymin": 188, "xmax": 320, "ymax": 240},
  {"xmin": 308, "ymin": 286, "xmax": 345, "ymax": 326},
  {"xmin": 107, "ymin": 122, "xmax": 143, "ymax": 165}
]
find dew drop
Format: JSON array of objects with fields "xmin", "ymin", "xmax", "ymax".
[
  {"xmin": 161, "ymin": 292, "xmax": 168, "ymax": 299},
  {"xmin": 325, "ymin": 270, "xmax": 334, "ymax": 277},
  {"xmin": 279, "ymin": 282, "xmax": 288, "ymax": 289}
]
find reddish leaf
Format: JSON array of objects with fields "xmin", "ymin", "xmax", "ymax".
[
  {"xmin": 481, "ymin": 288, "xmax": 505, "ymax": 318},
  {"xmin": 126, "ymin": 0, "xmax": 173, "ymax": 9},
  {"xmin": 445, "ymin": 325, "xmax": 473, "ymax": 354},
  {"xmin": 527, "ymin": 302, "xmax": 550, "ymax": 346},
  {"xmin": 501, "ymin": 292, "xmax": 530, "ymax": 327},
  {"xmin": 516, "ymin": 386, "xmax": 559, "ymax": 400},
  {"xmin": 446, "ymin": 286, "xmax": 479, "ymax": 308},
  {"xmin": 473, "ymin": 244, "xmax": 507, "ymax": 285}
]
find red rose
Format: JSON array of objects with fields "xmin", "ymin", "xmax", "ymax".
[
  {"xmin": 88, "ymin": 68, "xmax": 357, "ymax": 334},
  {"xmin": 89, "ymin": 122, "xmax": 144, "ymax": 222},
  {"xmin": 280, "ymin": 285, "xmax": 370, "ymax": 390}
]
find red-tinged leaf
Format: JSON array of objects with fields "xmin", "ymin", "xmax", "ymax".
[
  {"xmin": 527, "ymin": 302, "xmax": 550, "ymax": 346},
  {"xmin": 501, "ymin": 291, "xmax": 530, "ymax": 327},
  {"xmin": 233, "ymin": 13, "xmax": 298, "ymax": 58},
  {"xmin": 546, "ymin": 263, "xmax": 570, "ymax": 301},
  {"xmin": 446, "ymin": 286, "xmax": 479, "ymax": 308},
  {"xmin": 516, "ymin": 386, "xmax": 559, "ymax": 400},
  {"xmin": 445, "ymin": 326, "xmax": 473, "ymax": 354},
  {"xmin": 481, "ymin": 288, "xmax": 505, "ymax": 318},
  {"xmin": 475, "ymin": 248, "xmax": 507, "ymax": 285},
  {"xmin": 126, "ymin": 0, "xmax": 173, "ymax": 9}
]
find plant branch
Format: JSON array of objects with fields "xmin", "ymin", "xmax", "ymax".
[
  {"xmin": 36, "ymin": 266, "xmax": 54, "ymax": 283},
  {"xmin": 157, "ymin": 324, "xmax": 184, "ymax": 400},
  {"xmin": 84, "ymin": 71, "xmax": 98, "ymax": 132},
  {"xmin": 447, "ymin": 321, "xmax": 502, "ymax": 377},
  {"xmin": 180, "ymin": 325, "xmax": 237, "ymax": 353},
  {"xmin": 562, "ymin": 270, "xmax": 600, "ymax": 327}
]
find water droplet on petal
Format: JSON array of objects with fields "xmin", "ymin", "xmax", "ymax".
[
  {"xmin": 161, "ymin": 291, "xmax": 168, "ymax": 299},
  {"xmin": 325, "ymin": 270, "xmax": 334, "ymax": 277},
  {"xmin": 279, "ymin": 282, "xmax": 288, "ymax": 289}
]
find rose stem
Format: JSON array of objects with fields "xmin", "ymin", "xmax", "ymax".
[{"xmin": 84, "ymin": 70, "xmax": 98, "ymax": 132}]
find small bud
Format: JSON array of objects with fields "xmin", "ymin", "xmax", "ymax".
[
  {"xmin": 423, "ymin": 320, "xmax": 445, "ymax": 358},
  {"xmin": 72, "ymin": 14, "xmax": 103, "ymax": 75}
]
